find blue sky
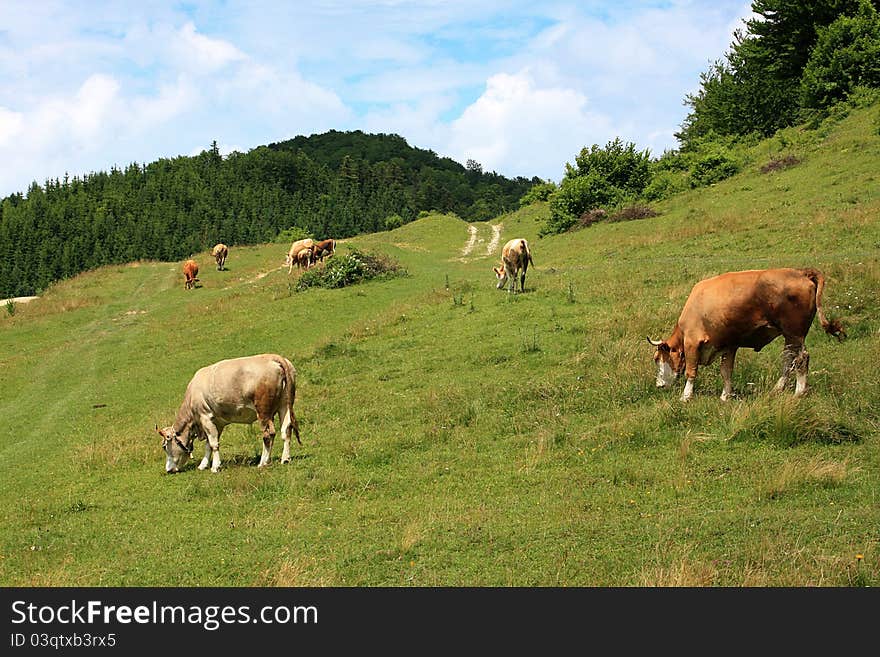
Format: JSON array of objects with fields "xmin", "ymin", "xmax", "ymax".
[{"xmin": 0, "ymin": 1, "xmax": 753, "ymax": 197}]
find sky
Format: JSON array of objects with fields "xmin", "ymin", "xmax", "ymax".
[{"xmin": 0, "ymin": 0, "xmax": 755, "ymax": 198}]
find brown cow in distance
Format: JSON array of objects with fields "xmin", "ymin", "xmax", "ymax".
[
  {"xmin": 493, "ymin": 238, "xmax": 534, "ymax": 294},
  {"xmin": 212, "ymin": 243, "xmax": 229, "ymax": 271},
  {"xmin": 311, "ymin": 238, "xmax": 336, "ymax": 264},
  {"xmin": 183, "ymin": 259, "xmax": 199, "ymax": 290},
  {"xmin": 648, "ymin": 268, "xmax": 845, "ymax": 402}
]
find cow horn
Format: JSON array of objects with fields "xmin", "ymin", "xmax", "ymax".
[{"xmin": 646, "ymin": 337, "xmax": 663, "ymax": 346}]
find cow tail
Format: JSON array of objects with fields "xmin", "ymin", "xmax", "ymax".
[
  {"xmin": 276, "ymin": 356, "xmax": 303, "ymax": 445},
  {"xmin": 803, "ymin": 269, "xmax": 846, "ymax": 341},
  {"xmin": 522, "ymin": 240, "xmax": 534, "ymax": 267}
]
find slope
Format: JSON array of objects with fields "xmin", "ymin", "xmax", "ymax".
[{"xmin": 0, "ymin": 103, "xmax": 878, "ymax": 586}]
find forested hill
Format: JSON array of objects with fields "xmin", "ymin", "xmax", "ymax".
[{"xmin": 0, "ymin": 131, "xmax": 539, "ymax": 297}]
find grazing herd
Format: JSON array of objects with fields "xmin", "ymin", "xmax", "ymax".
[{"xmin": 162, "ymin": 230, "xmax": 845, "ymax": 473}]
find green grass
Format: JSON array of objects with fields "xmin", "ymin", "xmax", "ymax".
[{"xmin": 1, "ymin": 105, "xmax": 879, "ymax": 587}]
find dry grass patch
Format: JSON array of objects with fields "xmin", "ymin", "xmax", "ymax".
[
  {"xmin": 259, "ymin": 554, "xmax": 337, "ymax": 586},
  {"xmin": 761, "ymin": 456, "xmax": 852, "ymax": 499}
]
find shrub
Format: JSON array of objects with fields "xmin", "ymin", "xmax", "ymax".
[
  {"xmin": 518, "ymin": 181, "xmax": 557, "ymax": 207},
  {"xmin": 689, "ymin": 151, "xmax": 740, "ymax": 187},
  {"xmin": 543, "ymin": 172, "xmax": 621, "ymax": 235},
  {"xmin": 384, "ymin": 214, "xmax": 404, "ymax": 231},
  {"xmin": 295, "ymin": 249, "xmax": 406, "ymax": 291},
  {"xmin": 643, "ymin": 170, "xmax": 690, "ymax": 201},
  {"xmin": 542, "ymin": 138, "xmax": 651, "ymax": 235}
]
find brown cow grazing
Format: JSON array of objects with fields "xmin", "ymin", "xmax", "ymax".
[
  {"xmin": 157, "ymin": 354, "xmax": 302, "ymax": 473},
  {"xmin": 311, "ymin": 238, "xmax": 336, "ymax": 264},
  {"xmin": 493, "ymin": 238, "xmax": 534, "ymax": 294},
  {"xmin": 285, "ymin": 238, "xmax": 314, "ymax": 273},
  {"xmin": 648, "ymin": 268, "xmax": 845, "ymax": 402},
  {"xmin": 183, "ymin": 259, "xmax": 199, "ymax": 290},
  {"xmin": 212, "ymin": 243, "xmax": 229, "ymax": 270}
]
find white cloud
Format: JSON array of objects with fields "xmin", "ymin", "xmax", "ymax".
[
  {"xmin": 0, "ymin": 2, "xmax": 757, "ymax": 196},
  {"xmin": 174, "ymin": 21, "xmax": 247, "ymax": 73},
  {"xmin": 0, "ymin": 107, "xmax": 24, "ymax": 146},
  {"xmin": 447, "ymin": 70, "xmax": 614, "ymax": 181}
]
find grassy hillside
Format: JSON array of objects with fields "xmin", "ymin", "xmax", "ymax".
[{"xmin": 1, "ymin": 104, "xmax": 878, "ymax": 587}]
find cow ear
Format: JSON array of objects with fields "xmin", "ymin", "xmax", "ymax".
[{"xmin": 660, "ymin": 343, "xmax": 671, "ymax": 353}]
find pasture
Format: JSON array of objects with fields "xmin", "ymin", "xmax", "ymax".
[{"xmin": 0, "ymin": 104, "xmax": 878, "ymax": 586}]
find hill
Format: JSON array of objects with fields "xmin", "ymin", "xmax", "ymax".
[
  {"xmin": 0, "ymin": 131, "xmax": 538, "ymax": 298},
  {"xmin": 0, "ymin": 102, "xmax": 878, "ymax": 586}
]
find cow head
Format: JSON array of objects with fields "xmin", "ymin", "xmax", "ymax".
[
  {"xmin": 493, "ymin": 265, "xmax": 508, "ymax": 289},
  {"xmin": 156, "ymin": 425, "xmax": 194, "ymax": 473},
  {"xmin": 647, "ymin": 337, "xmax": 684, "ymax": 388}
]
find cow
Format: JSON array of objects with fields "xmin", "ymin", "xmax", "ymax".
[
  {"xmin": 183, "ymin": 259, "xmax": 199, "ymax": 290},
  {"xmin": 156, "ymin": 354, "xmax": 302, "ymax": 473},
  {"xmin": 311, "ymin": 238, "xmax": 337, "ymax": 264},
  {"xmin": 285, "ymin": 238, "xmax": 314, "ymax": 273},
  {"xmin": 212, "ymin": 243, "xmax": 229, "ymax": 271},
  {"xmin": 295, "ymin": 247, "xmax": 313, "ymax": 270},
  {"xmin": 648, "ymin": 268, "xmax": 845, "ymax": 402},
  {"xmin": 493, "ymin": 238, "xmax": 534, "ymax": 294}
]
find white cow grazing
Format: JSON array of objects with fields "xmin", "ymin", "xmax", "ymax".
[
  {"xmin": 285, "ymin": 238, "xmax": 315, "ymax": 273},
  {"xmin": 157, "ymin": 354, "xmax": 301, "ymax": 473},
  {"xmin": 493, "ymin": 238, "xmax": 534, "ymax": 294}
]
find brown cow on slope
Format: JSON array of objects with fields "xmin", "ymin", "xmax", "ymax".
[
  {"xmin": 183, "ymin": 259, "xmax": 199, "ymax": 290},
  {"xmin": 648, "ymin": 268, "xmax": 845, "ymax": 402},
  {"xmin": 311, "ymin": 238, "xmax": 336, "ymax": 264},
  {"xmin": 212, "ymin": 243, "xmax": 229, "ymax": 271},
  {"xmin": 157, "ymin": 354, "xmax": 302, "ymax": 473},
  {"xmin": 493, "ymin": 238, "xmax": 534, "ymax": 294}
]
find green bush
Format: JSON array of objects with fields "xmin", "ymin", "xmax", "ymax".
[
  {"xmin": 518, "ymin": 181, "xmax": 557, "ymax": 207},
  {"xmin": 689, "ymin": 151, "xmax": 740, "ymax": 187},
  {"xmin": 295, "ymin": 249, "xmax": 406, "ymax": 291},
  {"xmin": 384, "ymin": 214, "xmax": 404, "ymax": 231},
  {"xmin": 643, "ymin": 169, "xmax": 690, "ymax": 201},
  {"xmin": 543, "ymin": 173, "xmax": 622, "ymax": 235},
  {"xmin": 541, "ymin": 138, "xmax": 651, "ymax": 236}
]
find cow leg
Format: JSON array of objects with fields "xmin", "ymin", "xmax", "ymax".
[
  {"xmin": 719, "ymin": 348, "xmax": 737, "ymax": 401},
  {"xmin": 793, "ymin": 348, "xmax": 810, "ymax": 397},
  {"xmin": 258, "ymin": 416, "xmax": 276, "ymax": 467},
  {"xmin": 201, "ymin": 422, "xmax": 222, "ymax": 473},
  {"xmin": 198, "ymin": 440, "xmax": 212, "ymax": 470},
  {"xmin": 681, "ymin": 344, "xmax": 701, "ymax": 402},
  {"xmin": 279, "ymin": 408, "xmax": 293, "ymax": 464},
  {"xmin": 773, "ymin": 340, "xmax": 802, "ymax": 394}
]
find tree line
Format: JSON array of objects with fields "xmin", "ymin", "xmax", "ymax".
[{"xmin": 0, "ymin": 132, "xmax": 538, "ymax": 297}]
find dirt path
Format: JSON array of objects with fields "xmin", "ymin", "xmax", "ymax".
[
  {"xmin": 461, "ymin": 225, "xmax": 478, "ymax": 257},
  {"xmin": 486, "ymin": 223, "xmax": 502, "ymax": 255},
  {"xmin": 1, "ymin": 296, "xmax": 38, "ymax": 306}
]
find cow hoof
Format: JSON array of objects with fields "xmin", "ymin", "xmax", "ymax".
[
  {"xmin": 281, "ymin": 457, "xmax": 291, "ymax": 465},
  {"xmin": 211, "ymin": 467, "xmax": 221, "ymax": 473}
]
